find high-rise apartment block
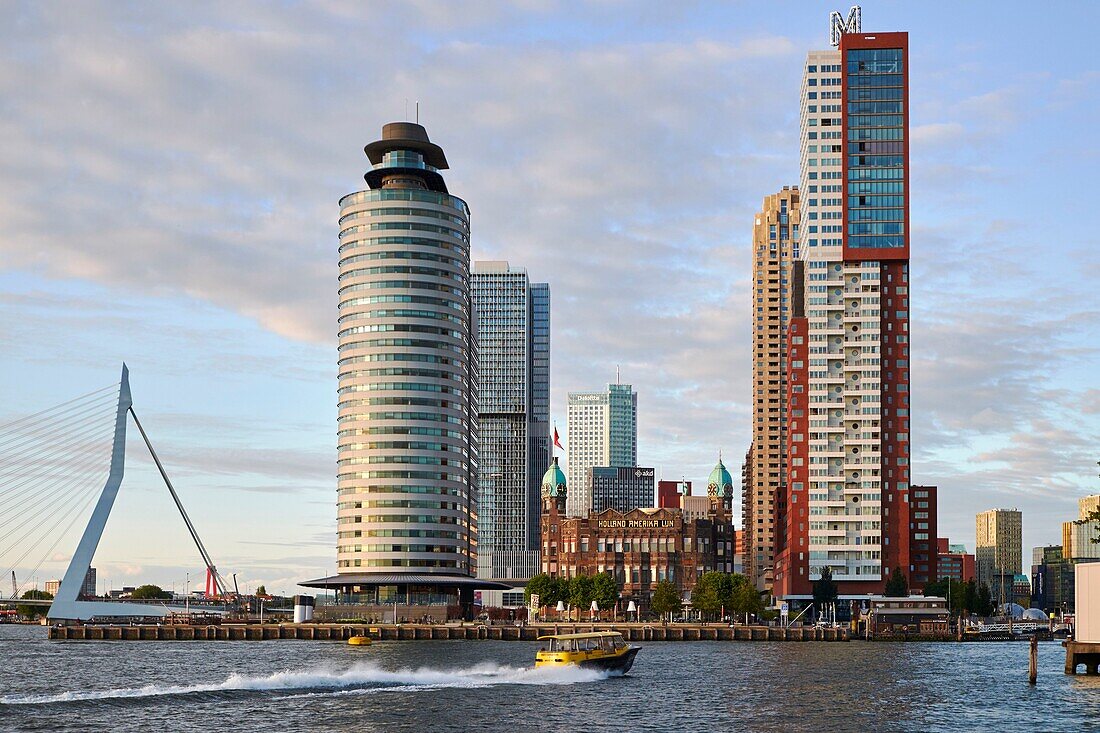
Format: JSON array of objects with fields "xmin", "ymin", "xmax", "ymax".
[
  {"xmin": 975, "ymin": 508, "xmax": 1023, "ymax": 592},
  {"xmin": 471, "ymin": 261, "xmax": 551, "ymax": 582},
  {"xmin": 745, "ymin": 186, "xmax": 800, "ymax": 592},
  {"xmin": 776, "ymin": 19, "xmax": 919, "ymax": 601},
  {"xmin": 333, "ymin": 122, "xmax": 479, "ymax": 581},
  {"xmin": 566, "ymin": 383, "xmax": 637, "ymax": 517}
]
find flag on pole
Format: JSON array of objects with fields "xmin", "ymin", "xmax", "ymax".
[{"xmin": 553, "ymin": 425, "xmax": 563, "ymax": 451}]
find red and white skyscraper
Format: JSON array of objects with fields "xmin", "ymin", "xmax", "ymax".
[{"xmin": 775, "ymin": 16, "xmax": 925, "ymax": 601}]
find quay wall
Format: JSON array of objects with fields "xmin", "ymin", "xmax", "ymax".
[{"xmin": 47, "ymin": 623, "xmax": 849, "ymax": 642}]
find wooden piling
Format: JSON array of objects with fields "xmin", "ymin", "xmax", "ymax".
[{"xmin": 1029, "ymin": 635, "xmax": 1038, "ymax": 684}]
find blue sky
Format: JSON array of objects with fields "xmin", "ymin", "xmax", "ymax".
[{"xmin": 1, "ymin": 1, "xmax": 1097, "ymax": 592}]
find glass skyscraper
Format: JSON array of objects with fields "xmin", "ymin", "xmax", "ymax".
[
  {"xmin": 470, "ymin": 261, "xmax": 550, "ymax": 582},
  {"xmin": 566, "ymin": 383, "xmax": 638, "ymax": 517}
]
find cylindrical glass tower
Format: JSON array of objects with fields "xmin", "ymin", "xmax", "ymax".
[{"xmin": 336, "ymin": 122, "xmax": 478, "ymax": 579}]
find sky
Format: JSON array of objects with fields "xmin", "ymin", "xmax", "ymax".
[{"xmin": 1, "ymin": 1, "xmax": 1097, "ymax": 593}]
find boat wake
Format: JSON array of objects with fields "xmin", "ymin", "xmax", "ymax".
[{"xmin": 0, "ymin": 661, "xmax": 609, "ymax": 706}]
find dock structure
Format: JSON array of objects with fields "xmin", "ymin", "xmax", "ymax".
[
  {"xmin": 1064, "ymin": 640, "xmax": 1100, "ymax": 675},
  {"xmin": 1067, "ymin": 562, "xmax": 1100, "ymax": 673},
  {"xmin": 47, "ymin": 623, "xmax": 849, "ymax": 642}
]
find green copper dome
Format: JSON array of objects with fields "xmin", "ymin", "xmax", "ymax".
[
  {"xmin": 707, "ymin": 456, "xmax": 734, "ymax": 498},
  {"xmin": 541, "ymin": 457, "xmax": 567, "ymax": 499}
]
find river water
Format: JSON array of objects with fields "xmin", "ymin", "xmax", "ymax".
[{"xmin": 2, "ymin": 624, "xmax": 1099, "ymax": 732}]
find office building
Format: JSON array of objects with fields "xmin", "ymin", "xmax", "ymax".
[
  {"xmin": 976, "ymin": 508, "xmax": 1023, "ymax": 604},
  {"xmin": 776, "ymin": 15, "xmax": 921, "ymax": 602},
  {"xmin": 746, "ymin": 186, "xmax": 801, "ymax": 592},
  {"xmin": 470, "ymin": 260, "xmax": 551, "ymax": 582},
  {"xmin": 1031, "ymin": 545, "xmax": 1100, "ymax": 615},
  {"xmin": 566, "ymin": 383, "xmax": 637, "ymax": 516},
  {"xmin": 305, "ymin": 122, "xmax": 507, "ymax": 617},
  {"xmin": 588, "ymin": 466, "xmax": 655, "ymax": 513}
]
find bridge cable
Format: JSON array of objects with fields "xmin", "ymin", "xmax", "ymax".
[
  {"xmin": 0, "ymin": 383, "xmax": 116, "ymax": 433},
  {"xmin": 128, "ymin": 406, "xmax": 228, "ymax": 596},
  {"xmin": 0, "ymin": 396, "xmax": 117, "ymax": 457}
]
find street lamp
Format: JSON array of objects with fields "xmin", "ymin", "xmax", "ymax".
[{"xmin": 627, "ymin": 600, "xmax": 637, "ymax": 623}]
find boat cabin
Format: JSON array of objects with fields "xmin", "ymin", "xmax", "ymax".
[{"xmin": 538, "ymin": 631, "xmax": 628, "ymax": 653}]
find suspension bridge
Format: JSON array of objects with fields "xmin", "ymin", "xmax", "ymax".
[{"xmin": 1, "ymin": 365, "xmax": 235, "ymax": 621}]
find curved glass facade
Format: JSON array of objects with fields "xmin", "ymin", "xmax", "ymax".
[{"xmin": 336, "ymin": 126, "xmax": 478, "ymax": 576}]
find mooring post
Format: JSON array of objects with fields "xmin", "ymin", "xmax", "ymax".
[{"xmin": 1029, "ymin": 635, "xmax": 1038, "ymax": 685}]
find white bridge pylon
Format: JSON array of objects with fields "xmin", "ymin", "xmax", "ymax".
[{"xmin": 48, "ymin": 364, "xmax": 228, "ymax": 621}]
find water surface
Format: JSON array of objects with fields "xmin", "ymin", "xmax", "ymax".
[{"xmin": 2, "ymin": 624, "xmax": 1098, "ymax": 731}]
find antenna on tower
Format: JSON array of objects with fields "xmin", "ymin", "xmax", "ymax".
[
  {"xmin": 405, "ymin": 98, "xmax": 408, "ymax": 121},
  {"xmin": 615, "ymin": 364, "xmax": 620, "ymax": 384},
  {"xmin": 416, "ymin": 101, "xmax": 420, "ymax": 124}
]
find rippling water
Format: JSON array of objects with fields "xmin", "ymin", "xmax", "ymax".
[{"xmin": 2, "ymin": 624, "xmax": 1100, "ymax": 732}]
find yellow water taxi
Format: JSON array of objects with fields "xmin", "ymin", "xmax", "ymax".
[
  {"xmin": 347, "ymin": 635, "xmax": 372, "ymax": 646},
  {"xmin": 534, "ymin": 631, "xmax": 639, "ymax": 674}
]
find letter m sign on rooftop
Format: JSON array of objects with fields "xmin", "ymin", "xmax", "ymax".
[{"xmin": 830, "ymin": 5, "xmax": 861, "ymax": 47}]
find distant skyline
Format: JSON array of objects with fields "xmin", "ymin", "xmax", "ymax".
[{"xmin": 1, "ymin": 2, "xmax": 1097, "ymax": 593}]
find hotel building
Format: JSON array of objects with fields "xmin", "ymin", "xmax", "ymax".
[
  {"xmin": 541, "ymin": 458, "xmax": 734, "ymax": 613},
  {"xmin": 776, "ymin": 20, "xmax": 919, "ymax": 601}
]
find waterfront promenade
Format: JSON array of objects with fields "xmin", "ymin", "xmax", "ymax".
[{"xmin": 47, "ymin": 621, "xmax": 849, "ymax": 642}]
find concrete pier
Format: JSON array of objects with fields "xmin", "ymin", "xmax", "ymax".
[
  {"xmin": 47, "ymin": 622, "xmax": 849, "ymax": 642},
  {"xmin": 1064, "ymin": 640, "xmax": 1100, "ymax": 674}
]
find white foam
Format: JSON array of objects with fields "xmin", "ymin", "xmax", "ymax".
[{"xmin": 0, "ymin": 661, "xmax": 608, "ymax": 705}]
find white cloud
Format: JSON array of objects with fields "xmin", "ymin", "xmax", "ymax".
[{"xmin": 1, "ymin": 3, "xmax": 1097, "ymax": 573}]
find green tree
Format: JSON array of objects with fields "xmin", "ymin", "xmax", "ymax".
[
  {"xmin": 729, "ymin": 574, "xmax": 763, "ymax": 624},
  {"xmin": 524, "ymin": 573, "xmax": 562, "ymax": 608},
  {"xmin": 650, "ymin": 579, "xmax": 682, "ymax": 621},
  {"xmin": 884, "ymin": 567, "xmax": 908, "ymax": 597},
  {"xmin": 963, "ymin": 578, "xmax": 978, "ymax": 616},
  {"xmin": 131, "ymin": 584, "xmax": 172, "ymax": 600},
  {"xmin": 812, "ymin": 566, "xmax": 838, "ymax": 613},
  {"xmin": 16, "ymin": 589, "xmax": 52, "ymax": 618},
  {"xmin": 692, "ymin": 571, "xmax": 726, "ymax": 620},
  {"xmin": 256, "ymin": 584, "xmax": 267, "ymax": 596},
  {"xmin": 925, "ymin": 577, "xmax": 967, "ymax": 616},
  {"xmin": 591, "ymin": 572, "xmax": 618, "ymax": 610},
  {"xmin": 976, "ymin": 582, "xmax": 995, "ymax": 617},
  {"xmin": 568, "ymin": 574, "xmax": 594, "ymax": 611}
]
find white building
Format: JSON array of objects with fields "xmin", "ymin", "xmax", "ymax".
[{"xmin": 565, "ymin": 383, "xmax": 637, "ymax": 517}]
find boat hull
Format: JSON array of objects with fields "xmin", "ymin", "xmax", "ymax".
[{"xmin": 577, "ymin": 646, "xmax": 639, "ymax": 675}]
